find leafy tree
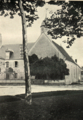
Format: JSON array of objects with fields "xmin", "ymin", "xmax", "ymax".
[
  {"xmin": 30, "ymin": 54, "xmax": 69, "ymax": 80},
  {"xmin": 43, "ymin": 1, "xmax": 83, "ymax": 48},
  {"xmin": 29, "ymin": 54, "xmax": 38, "ymax": 64},
  {"xmin": 0, "ymin": 0, "xmax": 45, "ymax": 104}
]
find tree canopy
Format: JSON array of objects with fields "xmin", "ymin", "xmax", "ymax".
[
  {"xmin": 29, "ymin": 54, "xmax": 69, "ymax": 80},
  {"xmin": 0, "ymin": 0, "xmax": 45, "ymax": 26},
  {"xmin": 1, "ymin": 1, "xmax": 83, "ymax": 46},
  {"xmin": 43, "ymin": 1, "xmax": 83, "ymax": 47}
]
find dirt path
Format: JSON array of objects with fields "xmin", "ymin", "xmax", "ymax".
[{"xmin": 0, "ymin": 84, "xmax": 83, "ymax": 96}]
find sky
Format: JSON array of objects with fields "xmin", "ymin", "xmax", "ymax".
[{"xmin": 0, "ymin": 3, "xmax": 83, "ymax": 67}]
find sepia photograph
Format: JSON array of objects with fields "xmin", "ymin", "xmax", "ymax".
[{"xmin": 0, "ymin": 0, "xmax": 83, "ymax": 119}]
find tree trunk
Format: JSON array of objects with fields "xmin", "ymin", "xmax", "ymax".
[{"xmin": 18, "ymin": 0, "xmax": 32, "ymax": 104}]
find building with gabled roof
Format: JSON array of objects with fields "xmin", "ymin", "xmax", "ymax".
[
  {"xmin": 28, "ymin": 21, "xmax": 81, "ymax": 84},
  {"xmin": 0, "ymin": 42, "xmax": 34, "ymax": 80}
]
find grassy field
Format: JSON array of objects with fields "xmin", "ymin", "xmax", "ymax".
[{"xmin": 0, "ymin": 90, "xmax": 83, "ymax": 120}]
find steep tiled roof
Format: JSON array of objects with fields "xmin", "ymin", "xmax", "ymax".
[
  {"xmin": 52, "ymin": 41, "xmax": 75, "ymax": 64},
  {"xmin": 52, "ymin": 41, "xmax": 80, "ymax": 68},
  {"xmin": 0, "ymin": 43, "xmax": 34, "ymax": 60}
]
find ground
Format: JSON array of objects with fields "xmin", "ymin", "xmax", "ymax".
[
  {"xmin": 0, "ymin": 90, "xmax": 83, "ymax": 120},
  {"xmin": 0, "ymin": 84, "xmax": 83, "ymax": 120}
]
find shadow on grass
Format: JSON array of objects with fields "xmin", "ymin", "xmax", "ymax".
[
  {"xmin": 0, "ymin": 90, "xmax": 83, "ymax": 120},
  {"xmin": 0, "ymin": 95, "xmax": 21, "ymax": 103},
  {"xmin": 0, "ymin": 90, "xmax": 83, "ymax": 103}
]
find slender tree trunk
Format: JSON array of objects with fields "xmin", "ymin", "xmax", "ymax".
[{"xmin": 18, "ymin": 0, "xmax": 32, "ymax": 104}]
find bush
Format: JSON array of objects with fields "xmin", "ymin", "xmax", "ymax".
[{"xmin": 29, "ymin": 54, "xmax": 69, "ymax": 80}]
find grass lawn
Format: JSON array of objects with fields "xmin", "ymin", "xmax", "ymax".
[{"xmin": 0, "ymin": 90, "xmax": 83, "ymax": 120}]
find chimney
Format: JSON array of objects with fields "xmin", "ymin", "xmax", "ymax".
[
  {"xmin": 0, "ymin": 34, "xmax": 2, "ymax": 48},
  {"xmin": 75, "ymin": 59, "xmax": 77, "ymax": 63}
]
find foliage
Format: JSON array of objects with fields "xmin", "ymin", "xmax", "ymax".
[
  {"xmin": 0, "ymin": 0, "xmax": 45, "ymax": 26},
  {"xmin": 29, "ymin": 54, "xmax": 38, "ymax": 64},
  {"xmin": 29, "ymin": 54, "xmax": 69, "ymax": 80},
  {"xmin": 43, "ymin": 1, "xmax": 83, "ymax": 47}
]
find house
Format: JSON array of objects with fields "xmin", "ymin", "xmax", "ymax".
[
  {"xmin": 0, "ymin": 41, "xmax": 34, "ymax": 80},
  {"xmin": 0, "ymin": 21, "xmax": 81, "ymax": 84}
]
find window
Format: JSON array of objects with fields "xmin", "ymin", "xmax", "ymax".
[
  {"xmin": 6, "ymin": 52, "xmax": 10, "ymax": 59},
  {"xmin": 15, "ymin": 73, "xmax": 17, "ymax": 78},
  {"xmin": 6, "ymin": 62, "xmax": 9, "ymax": 68},
  {"xmin": 15, "ymin": 61, "xmax": 18, "ymax": 67}
]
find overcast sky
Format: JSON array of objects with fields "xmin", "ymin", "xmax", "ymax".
[{"xmin": 0, "ymin": 3, "xmax": 83, "ymax": 67}]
